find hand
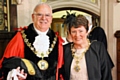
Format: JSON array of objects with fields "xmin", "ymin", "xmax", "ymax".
[
  {"xmin": 7, "ymin": 67, "xmax": 27, "ymax": 80},
  {"xmin": 16, "ymin": 67, "xmax": 27, "ymax": 80}
]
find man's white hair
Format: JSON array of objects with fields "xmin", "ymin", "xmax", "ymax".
[{"xmin": 33, "ymin": 3, "xmax": 53, "ymax": 13}]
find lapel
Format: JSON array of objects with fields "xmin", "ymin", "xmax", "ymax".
[
  {"xmin": 64, "ymin": 43, "xmax": 73, "ymax": 79},
  {"xmin": 85, "ymin": 40, "xmax": 99, "ymax": 79}
]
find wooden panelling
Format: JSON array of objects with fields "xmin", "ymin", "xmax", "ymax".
[
  {"xmin": 115, "ymin": 30, "xmax": 120, "ymax": 80},
  {"xmin": 0, "ymin": 31, "xmax": 15, "ymax": 59}
]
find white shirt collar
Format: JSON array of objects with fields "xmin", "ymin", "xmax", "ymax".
[
  {"xmin": 34, "ymin": 25, "xmax": 49, "ymax": 35},
  {"xmin": 88, "ymin": 25, "xmax": 93, "ymax": 33}
]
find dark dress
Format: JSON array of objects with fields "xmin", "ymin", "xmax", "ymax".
[
  {"xmin": 88, "ymin": 26, "xmax": 107, "ymax": 49},
  {"xmin": 61, "ymin": 40, "xmax": 114, "ymax": 80},
  {"xmin": 1, "ymin": 23, "xmax": 63, "ymax": 80}
]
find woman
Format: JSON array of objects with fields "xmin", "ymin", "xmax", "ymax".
[{"xmin": 61, "ymin": 15, "xmax": 114, "ymax": 80}]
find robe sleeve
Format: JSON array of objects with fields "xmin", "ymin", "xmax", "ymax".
[
  {"xmin": 99, "ymin": 42, "xmax": 114, "ymax": 80},
  {"xmin": 0, "ymin": 32, "xmax": 24, "ymax": 68}
]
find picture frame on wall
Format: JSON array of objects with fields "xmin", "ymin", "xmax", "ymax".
[
  {"xmin": 0, "ymin": 0, "xmax": 10, "ymax": 32},
  {"xmin": 0, "ymin": 0, "xmax": 4, "ymax": 30}
]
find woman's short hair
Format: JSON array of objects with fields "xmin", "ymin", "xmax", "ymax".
[{"xmin": 75, "ymin": 15, "xmax": 89, "ymax": 31}]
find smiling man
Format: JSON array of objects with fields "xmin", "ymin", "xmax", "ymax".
[{"xmin": 0, "ymin": 3, "xmax": 64, "ymax": 80}]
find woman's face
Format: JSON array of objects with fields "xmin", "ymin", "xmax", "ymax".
[{"xmin": 70, "ymin": 26, "xmax": 88, "ymax": 45}]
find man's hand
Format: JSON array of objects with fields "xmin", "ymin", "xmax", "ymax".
[
  {"xmin": 16, "ymin": 67, "xmax": 27, "ymax": 80},
  {"xmin": 7, "ymin": 67, "xmax": 27, "ymax": 80}
]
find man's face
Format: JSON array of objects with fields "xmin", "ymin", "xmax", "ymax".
[{"xmin": 32, "ymin": 5, "xmax": 52, "ymax": 32}]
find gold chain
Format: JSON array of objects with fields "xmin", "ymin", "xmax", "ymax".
[
  {"xmin": 71, "ymin": 39, "xmax": 91, "ymax": 72},
  {"xmin": 21, "ymin": 30, "xmax": 57, "ymax": 59},
  {"xmin": 21, "ymin": 30, "xmax": 58, "ymax": 70}
]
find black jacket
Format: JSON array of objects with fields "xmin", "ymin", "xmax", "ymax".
[{"xmin": 61, "ymin": 40, "xmax": 114, "ymax": 80}]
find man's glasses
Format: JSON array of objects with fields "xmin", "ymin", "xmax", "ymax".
[{"xmin": 34, "ymin": 13, "xmax": 52, "ymax": 18}]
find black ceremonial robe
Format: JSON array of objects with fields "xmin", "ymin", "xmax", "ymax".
[
  {"xmin": 24, "ymin": 23, "xmax": 59, "ymax": 80},
  {"xmin": 0, "ymin": 23, "xmax": 64, "ymax": 80},
  {"xmin": 62, "ymin": 40, "xmax": 114, "ymax": 80},
  {"xmin": 88, "ymin": 26, "xmax": 107, "ymax": 49}
]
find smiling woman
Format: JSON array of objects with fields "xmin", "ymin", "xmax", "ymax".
[{"xmin": 60, "ymin": 14, "xmax": 114, "ymax": 80}]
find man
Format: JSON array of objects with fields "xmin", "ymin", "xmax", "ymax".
[
  {"xmin": 86, "ymin": 16, "xmax": 108, "ymax": 49},
  {"xmin": 0, "ymin": 3, "xmax": 64, "ymax": 80}
]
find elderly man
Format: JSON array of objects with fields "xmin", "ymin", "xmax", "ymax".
[{"xmin": 0, "ymin": 3, "xmax": 63, "ymax": 80}]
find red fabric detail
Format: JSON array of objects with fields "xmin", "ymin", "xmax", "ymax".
[
  {"xmin": 0, "ymin": 76, "xmax": 3, "ymax": 80},
  {"xmin": 55, "ymin": 32, "xmax": 64, "ymax": 80},
  {"xmin": 60, "ymin": 74, "xmax": 64, "ymax": 80},
  {"xmin": 13, "ymin": 26, "xmax": 28, "ymax": 31},
  {"xmin": 0, "ymin": 32, "xmax": 24, "ymax": 68},
  {"xmin": 0, "ymin": 31, "xmax": 64, "ymax": 80}
]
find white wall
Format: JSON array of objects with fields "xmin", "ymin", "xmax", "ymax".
[
  {"xmin": 114, "ymin": 2, "xmax": 120, "ymax": 32},
  {"xmin": 17, "ymin": 0, "xmax": 40, "ymax": 27}
]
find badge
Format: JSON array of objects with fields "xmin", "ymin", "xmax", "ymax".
[
  {"xmin": 74, "ymin": 65, "xmax": 80, "ymax": 72},
  {"xmin": 37, "ymin": 60, "xmax": 48, "ymax": 70}
]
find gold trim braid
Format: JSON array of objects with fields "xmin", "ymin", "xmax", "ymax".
[{"xmin": 22, "ymin": 59, "xmax": 35, "ymax": 75}]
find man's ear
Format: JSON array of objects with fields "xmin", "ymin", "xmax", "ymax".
[{"xmin": 32, "ymin": 14, "xmax": 35, "ymax": 22}]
